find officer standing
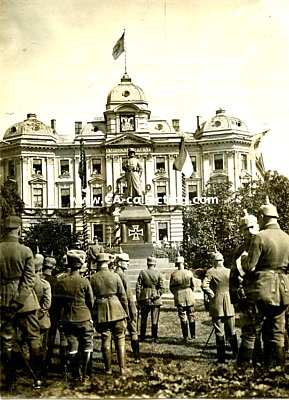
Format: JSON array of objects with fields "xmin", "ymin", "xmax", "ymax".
[
  {"xmin": 170, "ymin": 256, "xmax": 196, "ymax": 343},
  {"xmin": 33, "ymin": 252, "xmax": 52, "ymax": 381},
  {"xmin": 202, "ymin": 250, "xmax": 238, "ymax": 363},
  {"xmin": 0, "ymin": 215, "xmax": 41, "ymax": 390},
  {"xmin": 115, "ymin": 252, "xmax": 140, "ymax": 362},
  {"xmin": 136, "ymin": 256, "xmax": 165, "ymax": 342},
  {"xmin": 90, "ymin": 253, "xmax": 129, "ymax": 375},
  {"xmin": 242, "ymin": 197, "xmax": 289, "ymax": 370},
  {"xmin": 229, "ymin": 210, "xmax": 260, "ymax": 367},
  {"xmin": 88, "ymin": 236, "xmax": 103, "ymax": 270},
  {"xmin": 57, "ymin": 250, "xmax": 94, "ymax": 383}
]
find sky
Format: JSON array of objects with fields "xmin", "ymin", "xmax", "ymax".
[{"xmin": 1, "ymin": 0, "xmax": 289, "ymax": 176}]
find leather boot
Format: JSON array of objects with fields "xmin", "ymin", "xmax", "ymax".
[
  {"xmin": 131, "ymin": 339, "xmax": 140, "ymax": 363},
  {"xmin": 236, "ymin": 345, "xmax": 253, "ymax": 367},
  {"xmin": 272, "ymin": 345, "xmax": 285, "ymax": 369},
  {"xmin": 115, "ymin": 337, "xmax": 126, "ymax": 375},
  {"xmin": 152, "ymin": 324, "xmax": 158, "ymax": 343},
  {"xmin": 81, "ymin": 351, "xmax": 93, "ymax": 380},
  {"xmin": 3, "ymin": 350, "xmax": 16, "ymax": 391},
  {"xmin": 140, "ymin": 320, "xmax": 147, "ymax": 342},
  {"xmin": 60, "ymin": 345, "xmax": 68, "ymax": 378},
  {"xmin": 181, "ymin": 321, "xmax": 189, "ymax": 343},
  {"xmin": 189, "ymin": 321, "xmax": 196, "ymax": 339},
  {"xmin": 216, "ymin": 336, "xmax": 226, "ymax": 364},
  {"xmin": 102, "ymin": 339, "xmax": 112, "ymax": 374},
  {"xmin": 68, "ymin": 353, "xmax": 80, "ymax": 382},
  {"xmin": 30, "ymin": 352, "xmax": 43, "ymax": 389},
  {"xmin": 229, "ymin": 334, "xmax": 239, "ymax": 359}
]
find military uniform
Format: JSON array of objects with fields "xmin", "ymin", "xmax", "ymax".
[
  {"xmin": 243, "ymin": 199, "xmax": 289, "ymax": 369},
  {"xmin": 90, "ymin": 253, "xmax": 129, "ymax": 375},
  {"xmin": 229, "ymin": 210, "xmax": 260, "ymax": 367},
  {"xmin": 57, "ymin": 250, "xmax": 94, "ymax": 381},
  {"xmin": 122, "ymin": 148, "xmax": 143, "ymax": 198},
  {"xmin": 88, "ymin": 237, "xmax": 103, "ymax": 270},
  {"xmin": 202, "ymin": 251, "xmax": 237, "ymax": 363},
  {"xmin": 33, "ymin": 254, "xmax": 51, "ymax": 380},
  {"xmin": 170, "ymin": 256, "xmax": 195, "ymax": 342},
  {"xmin": 136, "ymin": 256, "xmax": 165, "ymax": 342},
  {"xmin": 0, "ymin": 216, "xmax": 41, "ymax": 390},
  {"xmin": 115, "ymin": 252, "xmax": 140, "ymax": 362}
]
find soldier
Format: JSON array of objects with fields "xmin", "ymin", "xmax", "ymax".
[
  {"xmin": 90, "ymin": 253, "xmax": 129, "ymax": 375},
  {"xmin": 33, "ymin": 252, "xmax": 52, "ymax": 382},
  {"xmin": 42, "ymin": 256, "xmax": 59, "ymax": 371},
  {"xmin": 0, "ymin": 215, "xmax": 42, "ymax": 390},
  {"xmin": 229, "ymin": 210, "xmax": 260, "ymax": 367},
  {"xmin": 170, "ymin": 256, "xmax": 196, "ymax": 343},
  {"xmin": 57, "ymin": 250, "xmax": 94, "ymax": 383},
  {"xmin": 115, "ymin": 252, "xmax": 140, "ymax": 362},
  {"xmin": 242, "ymin": 197, "xmax": 289, "ymax": 370},
  {"xmin": 88, "ymin": 236, "xmax": 103, "ymax": 270},
  {"xmin": 136, "ymin": 256, "xmax": 165, "ymax": 343},
  {"xmin": 202, "ymin": 250, "xmax": 238, "ymax": 363}
]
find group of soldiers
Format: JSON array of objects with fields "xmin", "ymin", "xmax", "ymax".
[{"xmin": 1, "ymin": 194, "xmax": 289, "ymax": 392}]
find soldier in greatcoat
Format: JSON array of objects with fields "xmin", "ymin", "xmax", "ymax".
[
  {"xmin": 170, "ymin": 256, "xmax": 196, "ymax": 342},
  {"xmin": 115, "ymin": 252, "xmax": 140, "ymax": 362},
  {"xmin": 90, "ymin": 253, "xmax": 129, "ymax": 375},
  {"xmin": 242, "ymin": 197, "xmax": 289, "ymax": 370},
  {"xmin": 0, "ymin": 215, "xmax": 41, "ymax": 390},
  {"xmin": 229, "ymin": 210, "xmax": 260, "ymax": 367},
  {"xmin": 136, "ymin": 256, "xmax": 165, "ymax": 342},
  {"xmin": 57, "ymin": 250, "xmax": 94, "ymax": 382},
  {"xmin": 202, "ymin": 250, "xmax": 238, "ymax": 363}
]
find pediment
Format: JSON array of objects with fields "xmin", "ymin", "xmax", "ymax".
[
  {"xmin": 105, "ymin": 133, "xmax": 152, "ymax": 147},
  {"xmin": 28, "ymin": 177, "xmax": 47, "ymax": 185}
]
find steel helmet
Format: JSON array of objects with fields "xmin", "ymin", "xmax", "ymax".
[
  {"xmin": 259, "ymin": 196, "xmax": 279, "ymax": 218},
  {"xmin": 239, "ymin": 209, "xmax": 258, "ymax": 228}
]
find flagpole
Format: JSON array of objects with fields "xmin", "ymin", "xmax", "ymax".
[
  {"xmin": 79, "ymin": 137, "xmax": 88, "ymax": 253},
  {"xmin": 124, "ymin": 29, "xmax": 127, "ymax": 74}
]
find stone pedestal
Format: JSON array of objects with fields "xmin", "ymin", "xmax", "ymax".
[{"xmin": 119, "ymin": 205, "xmax": 153, "ymax": 259}]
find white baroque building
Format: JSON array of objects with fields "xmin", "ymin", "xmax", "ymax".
[{"xmin": 0, "ymin": 73, "xmax": 265, "ymax": 245}]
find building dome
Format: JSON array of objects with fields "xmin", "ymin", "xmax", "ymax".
[
  {"xmin": 195, "ymin": 109, "xmax": 249, "ymax": 139},
  {"xmin": 3, "ymin": 113, "xmax": 58, "ymax": 143},
  {"xmin": 106, "ymin": 73, "xmax": 147, "ymax": 107}
]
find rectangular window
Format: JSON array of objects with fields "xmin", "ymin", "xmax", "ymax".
[
  {"xmin": 157, "ymin": 184, "xmax": 167, "ymax": 205},
  {"xmin": 8, "ymin": 160, "xmax": 15, "ymax": 177},
  {"xmin": 191, "ymin": 156, "xmax": 197, "ymax": 172},
  {"xmin": 33, "ymin": 159, "xmax": 42, "ymax": 175},
  {"xmin": 60, "ymin": 160, "xmax": 70, "ymax": 176},
  {"xmin": 156, "ymin": 156, "xmax": 166, "ymax": 172},
  {"xmin": 33, "ymin": 188, "xmax": 43, "ymax": 207},
  {"xmin": 188, "ymin": 184, "xmax": 198, "ymax": 201},
  {"xmin": 61, "ymin": 188, "xmax": 70, "ymax": 208},
  {"xmin": 92, "ymin": 158, "xmax": 102, "ymax": 174},
  {"xmin": 214, "ymin": 154, "xmax": 224, "ymax": 170},
  {"xmin": 92, "ymin": 187, "xmax": 103, "ymax": 206},
  {"xmin": 93, "ymin": 223, "xmax": 104, "ymax": 243},
  {"xmin": 158, "ymin": 222, "xmax": 168, "ymax": 241},
  {"xmin": 241, "ymin": 154, "xmax": 248, "ymax": 171}
]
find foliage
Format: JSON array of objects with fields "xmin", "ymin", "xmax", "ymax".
[
  {"xmin": 22, "ymin": 219, "xmax": 80, "ymax": 263},
  {"xmin": 183, "ymin": 171, "xmax": 289, "ymax": 271},
  {"xmin": 183, "ymin": 180, "xmax": 245, "ymax": 270},
  {"xmin": 0, "ymin": 181, "xmax": 25, "ymax": 219}
]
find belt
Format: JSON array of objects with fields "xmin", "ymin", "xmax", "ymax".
[
  {"xmin": 96, "ymin": 294, "xmax": 116, "ymax": 300},
  {"xmin": 1, "ymin": 278, "xmax": 21, "ymax": 285},
  {"xmin": 258, "ymin": 267, "xmax": 287, "ymax": 274}
]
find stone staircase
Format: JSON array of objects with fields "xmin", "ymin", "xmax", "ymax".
[{"xmin": 127, "ymin": 258, "xmax": 203, "ymax": 305}]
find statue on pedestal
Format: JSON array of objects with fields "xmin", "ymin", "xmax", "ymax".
[{"xmin": 122, "ymin": 148, "xmax": 143, "ymax": 198}]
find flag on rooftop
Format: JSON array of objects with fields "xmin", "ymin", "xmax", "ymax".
[
  {"xmin": 248, "ymin": 129, "xmax": 270, "ymax": 160},
  {"xmin": 173, "ymin": 138, "xmax": 194, "ymax": 178},
  {"xmin": 112, "ymin": 32, "xmax": 125, "ymax": 60}
]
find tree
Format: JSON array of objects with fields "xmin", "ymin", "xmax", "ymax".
[
  {"xmin": 183, "ymin": 180, "xmax": 244, "ymax": 271},
  {"xmin": 0, "ymin": 180, "xmax": 25, "ymax": 219},
  {"xmin": 23, "ymin": 219, "xmax": 80, "ymax": 265}
]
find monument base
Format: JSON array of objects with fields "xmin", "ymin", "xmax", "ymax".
[{"xmin": 121, "ymin": 243, "xmax": 154, "ymax": 259}]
